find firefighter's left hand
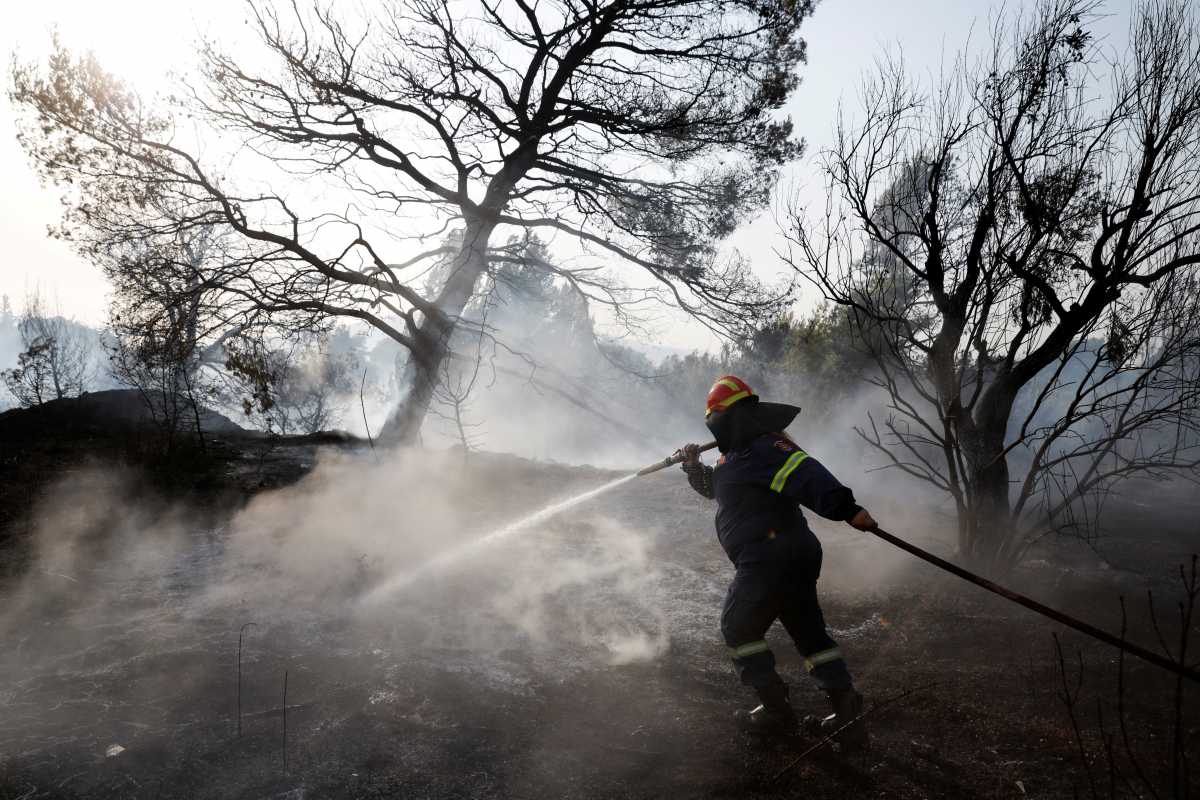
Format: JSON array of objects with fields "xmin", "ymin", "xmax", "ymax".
[{"xmin": 849, "ymin": 509, "xmax": 877, "ymax": 531}]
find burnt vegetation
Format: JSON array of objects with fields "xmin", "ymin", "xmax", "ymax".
[
  {"xmin": 1, "ymin": 1, "xmax": 1199, "ymax": 798},
  {"xmin": 783, "ymin": 0, "xmax": 1200, "ymax": 573}
]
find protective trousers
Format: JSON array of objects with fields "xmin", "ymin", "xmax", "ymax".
[{"xmin": 720, "ymin": 535, "xmax": 852, "ymax": 693}]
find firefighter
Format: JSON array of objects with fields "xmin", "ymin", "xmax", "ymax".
[{"xmin": 679, "ymin": 375, "xmax": 876, "ymax": 748}]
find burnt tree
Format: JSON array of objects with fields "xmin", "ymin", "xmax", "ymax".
[
  {"xmin": 783, "ymin": 0, "xmax": 1200, "ymax": 570},
  {"xmin": 12, "ymin": 0, "xmax": 810, "ymax": 443}
]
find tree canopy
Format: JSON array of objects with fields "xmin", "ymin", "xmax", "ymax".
[{"xmin": 12, "ymin": 0, "xmax": 811, "ymax": 441}]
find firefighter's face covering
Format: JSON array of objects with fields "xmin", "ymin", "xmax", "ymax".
[
  {"xmin": 705, "ymin": 401, "xmax": 753, "ymax": 453},
  {"xmin": 704, "ymin": 376, "xmax": 801, "ymax": 453}
]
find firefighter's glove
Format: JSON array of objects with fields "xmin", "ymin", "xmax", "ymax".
[
  {"xmin": 680, "ymin": 443, "xmax": 704, "ymax": 468},
  {"xmin": 848, "ymin": 508, "xmax": 877, "ymax": 532},
  {"xmin": 679, "ymin": 443, "xmax": 715, "ymax": 499}
]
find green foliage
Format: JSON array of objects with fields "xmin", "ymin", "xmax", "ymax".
[
  {"xmin": 648, "ymin": 303, "xmax": 871, "ymax": 425},
  {"xmin": 742, "ymin": 305, "xmax": 873, "ymax": 419}
]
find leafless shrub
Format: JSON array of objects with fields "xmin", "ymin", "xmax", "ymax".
[
  {"xmin": 1054, "ymin": 555, "xmax": 1198, "ymax": 799},
  {"xmin": 2, "ymin": 291, "xmax": 94, "ymax": 407}
]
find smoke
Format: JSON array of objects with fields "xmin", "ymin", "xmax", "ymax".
[
  {"xmin": 0, "ymin": 287, "xmax": 976, "ymax": 792},
  {"xmin": 202, "ymin": 451, "xmax": 670, "ymax": 666},
  {"xmin": 0, "ymin": 449, "xmax": 677, "ymax": 710},
  {"xmin": 0, "ymin": 297, "xmax": 950, "ymax": 778},
  {"xmin": 1, "ymin": 466, "xmax": 192, "ymax": 632}
]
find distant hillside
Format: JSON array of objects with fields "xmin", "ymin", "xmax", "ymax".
[{"xmin": 0, "ymin": 388, "xmax": 246, "ymax": 441}]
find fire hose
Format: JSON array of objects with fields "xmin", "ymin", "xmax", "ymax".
[{"xmin": 638, "ymin": 441, "xmax": 1200, "ymax": 685}]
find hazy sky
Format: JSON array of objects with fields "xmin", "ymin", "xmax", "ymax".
[{"xmin": 0, "ymin": 0, "xmax": 1129, "ymax": 350}]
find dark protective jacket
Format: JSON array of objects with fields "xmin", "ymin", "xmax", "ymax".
[{"xmin": 684, "ymin": 433, "xmax": 861, "ymax": 564}]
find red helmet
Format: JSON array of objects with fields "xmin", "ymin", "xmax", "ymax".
[{"xmin": 706, "ymin": 375, "xmax": 756, "ymax": 418}]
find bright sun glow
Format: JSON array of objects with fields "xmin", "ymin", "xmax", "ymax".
[
  {"xmin": 0, "ymin": 1, "xmax": 245, "ymax": 322},
  {"xmin": 6, "ymin": 0, "xmax": 241, "ymax": 91}
]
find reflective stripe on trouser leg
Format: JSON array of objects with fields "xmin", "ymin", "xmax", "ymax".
[
  {"xmin": 804, "ymin": 647, "xmax": 843, "ymax": 671},
  {"xmin": 803, "ymin": 646, "xmax": 853, "ymax": 692},
  {"xmin": 722, "ymin": 562, "xmax": 785, "ymax": 690},
  {"xmin": 727, "ymin": 640, "xmax": 783, "ymax": 689},
  {"xmin": 729, "ymin": 640, "xmax": 771, "ymax": 659}
]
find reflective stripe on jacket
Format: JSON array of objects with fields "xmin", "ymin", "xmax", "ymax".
[{"xmin": 687, "ymin": 433, "xmax": 861, "ymax": 563}]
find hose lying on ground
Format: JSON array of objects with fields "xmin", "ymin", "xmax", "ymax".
[{"xmin": 867, "ymin": 525, "xmax": 1199, "ymax": 684}]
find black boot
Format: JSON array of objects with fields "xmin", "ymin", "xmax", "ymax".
[
  {"xmin": 735, "ymin": 681, "xmax": 798, "ymax": 736},
  {"xmin": 804, "ymin": 686, "xmax": 868, "ymax": 751}
]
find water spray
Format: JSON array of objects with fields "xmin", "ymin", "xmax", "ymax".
[
  {"xmin": 364, "ymin": 446, "xmax": 718, "ymax": 602},
  {"xmin": 361, "ymin": 473, "xmax": 640, "ymax": 603}
]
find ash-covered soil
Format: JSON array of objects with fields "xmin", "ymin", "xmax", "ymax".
[{"xmin": 0, "ymin": 445, "xmax": 1196, "ymax": 799}]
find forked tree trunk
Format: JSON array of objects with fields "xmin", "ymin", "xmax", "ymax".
[{"xmin": 958, "ymin": 384, "xmax": 1019, "ymax": 573}]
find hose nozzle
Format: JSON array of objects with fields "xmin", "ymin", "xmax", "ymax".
[{"xmin": 636, "ymin": 441, "xmax": 718, "ymax": 476}]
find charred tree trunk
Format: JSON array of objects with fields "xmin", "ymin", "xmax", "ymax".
[
  {"xmin": 383, "ymin": 342, "xmax": 443, "ymax": 445},
  {"xmin": 961, "ymin": 430, "xmax": 1013, "ymax": 572},
  {"xmin": 379, "ymin": 220, "xmax": 495, "ymax": 444},
  {"xmin": 928, "ymin": 311, "xmax": 1021, "ymax": 572},
  {"xmin": 958, "ymin": 382, "xmax": 1020, "ymax": 573}
]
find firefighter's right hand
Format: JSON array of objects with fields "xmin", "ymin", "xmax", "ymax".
[
  {"xmin": 849, "ymin": 508, "xmax": 877, "ymax": 531},
  {"xmin": 679, "ymin": 443, "xmax": 703, "ymax": 467}
]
